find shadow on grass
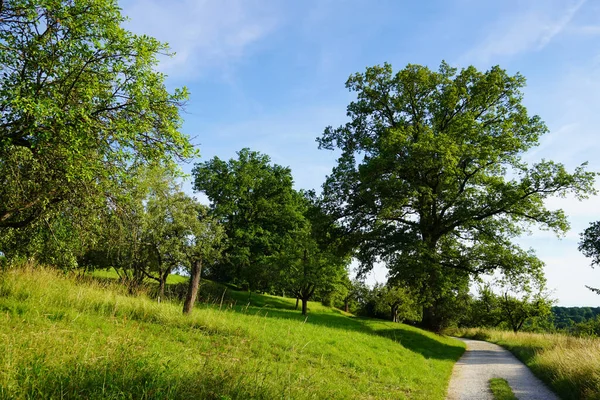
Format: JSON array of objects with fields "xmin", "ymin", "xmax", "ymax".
[
  {"xmin": 81, "ymin": 274, "xmax": 463, "ymax": 363},
  {"xmin": 226, "ymin": 303, "xmax": 464, "ymax": 361}
]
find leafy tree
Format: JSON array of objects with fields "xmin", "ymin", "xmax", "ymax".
[
  {"xmin": 79, "ymin": 166, "xmax": 222, "ymax": 304},
  {"xmin": 0, "ymin": 201, "xmax": 100, "ymax": 269},
  {"xmin": 380, "ymin": 285, "xmax": 418, "ymax": 323},
  {"xmin": 0, "ymin": 0, "xmax": 193, "ymax": 232},
  {"xmin": 277, "ymin": 195, "xmax": 349, "ymax": 316},
  {"xmin": 356, "ymin": 283, "xmax": 419, "ymax": 322},
  {"xmin": 78, "ymin": 167, "xmax": 158, "ymax": 290},
  {"xmin": 497, "ymin": 291, "xmax": 553, "ymax": 333},
  {"xmin": 465, "ymin": 284, "xmax": 504, "ymax": 328},
  {"xmin": 572, "ymin": 315, "xmax": 600, "ymax": 337},
  {"xmin": 193, "ymin": 148, "xmax": 305, "ymax": 291},
  {"xmin": 142, "ymin": 177, "xmax": 204, "ymax": 301},
  {"xmin": 335, "ymin": 278, "xmax": 371, "ymax": 314},
  {"xmin": 317, "ymin": 62, "xmax": 596, "ymax": 331},
  {"xmin": 578, "ymin": 221, "xmax": 600, "ymax": 294},
  {"xmin": 464, "ymin": 283, "xmax": 553, "ymax": 332},
  {"xmin": 182, "ymin": 207, "xmax": 224, "ymax": 315},
  {"xmin": 338, "ymin": 276, "xmax": 366, "ymax": 313}
]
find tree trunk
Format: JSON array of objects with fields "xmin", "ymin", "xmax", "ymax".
[
  {"xmin": 183, "ymin": 259, "xmax": 202, "ymax": 315},
  {"xmin": 421, "ymin": 304, "xmax": 444, "ymax": 332},
  {"xmin": 344, "ymin": 298, "xmax": 349, "ymax": 313},
  {"xmin": 295, "ymin": 297, "xmax": 300, "ymax": 310},
  {"xmin": 158, "ymin": 277, "xmax": 166, "ymax": 303},
  {"xmin": 391, "ymin": 305, "xmax": 398, "ymax": 323},
  {"xmin": 301, "ymin": 298, "xmax": 308, "ymax": 316}
]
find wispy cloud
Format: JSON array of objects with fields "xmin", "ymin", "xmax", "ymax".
[
  {"xmin": 462, "ymin": 0, "xmax": 587, "ymax": 65},
  {"xmin": 571, "ymin": 25, "xmax": 600, "ymax": 35},
  {"xmin": 121, "ymin": 0, "xmax": 280, "ymax": 79}
]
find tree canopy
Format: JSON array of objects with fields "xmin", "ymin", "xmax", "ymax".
[
  {"xmin": 0, "ymin": 0, "xmax": 193, "ymax": 233},
  {"xmin": 276, "ymin": 193, "xmax": 349, "ymax": 315},
  {"xmin": 318, "ymin": 62, "xmax": 596, "ymax": 330},
  {"xmin": 193, "ymin": 148, "xmax": 306, "ymax": 291}
]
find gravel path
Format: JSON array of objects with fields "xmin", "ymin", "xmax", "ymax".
[{"xmin": 446, "ymin": 338, "xmax": 560, "ymax": 400}]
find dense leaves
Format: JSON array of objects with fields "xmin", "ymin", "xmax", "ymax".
[
  {"xmin": 80, "ymin": 167, "xmax": 223, "ymax": 302},
  {"xmin": 318, "ymin": 62, "xmax": 596, "ymax": 330},
  {"xmin": 276, "ymin": 193, "xmax": 349, "ymax": 315},
  {"xmin": 193, "ymin": 148, "xmax": 306, "ymax": 291},
  {"xmin": 0, "ymin": 0, "xmax": 193, "ymax": 232}
]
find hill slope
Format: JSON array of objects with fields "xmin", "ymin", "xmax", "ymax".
[{"xmin": 0, "ymin": 268, "xmax": 464, "ymax": 399}]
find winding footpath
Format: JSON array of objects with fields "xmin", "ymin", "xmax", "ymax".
[{"xmin": 446, "ymin": 338, "xmax": 560, "ymax": 400}]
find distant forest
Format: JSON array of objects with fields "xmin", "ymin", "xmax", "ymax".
[{"xmin": 552, "ymin": 307, "xmax": 600, "ymax": 330}]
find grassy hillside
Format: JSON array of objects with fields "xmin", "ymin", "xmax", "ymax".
[
  {"xmin": 91, "ymin": 268, "xmax": 189, "ymax": 285},
  {"xmin": 0, "ymin": 267, "xmax": 465, "ymax": 399},
  {"xmin": 452, "ymin": 328, "xmax": 600, "ymax": 400}
]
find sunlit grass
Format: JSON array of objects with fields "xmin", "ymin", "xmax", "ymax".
[
  {"xmin": 489, "ymin": 378, "xmax": 517, "ymax": 400},
  {"xmin": 0, "ymin": 267, "xmax": 465, "ymax": 399},
  {"xmin": 90, "ymin": 267, "xmax": 188, "ymax": 284},
  {"xmin": 452, "ymin": 328, "xmax": 600, "ymax": 400}
]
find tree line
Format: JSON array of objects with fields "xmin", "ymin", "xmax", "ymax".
[{"xmin": 2, "ymin": 0, "xmax": 600, "ymax": 331}]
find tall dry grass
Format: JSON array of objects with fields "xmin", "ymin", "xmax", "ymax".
[{"xmin": 452, "ymin": 328, "xmax": 600, "ymax": 400}]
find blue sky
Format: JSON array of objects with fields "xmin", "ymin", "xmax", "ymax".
[{"xmin": 121, "ymin": 0, "xmax": 600, "ymax": 306}]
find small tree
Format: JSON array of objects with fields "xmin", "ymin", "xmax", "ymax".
[
  {"xmin": 278, "ymin": 225, "xmax": 348, "ymax": 316},
  {"xmin": 465, "ymin": 281, "xmax": 553, "ymax": 332},
  {"xmin": 277, "ymin": 193, "xmax": 350, "ymax": 316},
  {"xmin": 141, "ymin": 171, "xmax": 206, "ymax": 302},
  {"xmin": 380, "ymin": 285, "xmax": 417, "ymax": 323},
  {"xmin": 498, "ymin": 291, "xmax": 553, "ymax": 333},
  {"xmin": 466, "ymin": 284, "xmax": 504, "ymax": 328},
  {"xmin": 182, "ymin": 208, "xmax": 224, "ymax": 314}
]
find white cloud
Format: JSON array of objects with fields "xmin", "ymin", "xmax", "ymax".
[
  {"xmin": 462, "ymin": 0, "xmax": 586, "ymax": 65},
  {"xmin": 121, "ymin": 0, "xmax": 280, "ymax": 79}
]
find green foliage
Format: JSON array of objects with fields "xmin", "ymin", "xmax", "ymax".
[
  {"xmin": 276, "ymin": 193, "xmax": 350, "ymax": 314},
  {"xmin": 80, "ymin": 166, "xmax": 223, "ymax": 299},
  {"xmin": 317, "ymin": 61, "xmax": 596, "ymax": 330},
  {"xmin": 0, "ymin": 0, "xmax": 194, "ymax": 235},
  {"xmin": 553, "ymin": 306, "xmax": 600, "ymax": 330},
  {"xmin": 572, "ymin": 315, "xmax": 600, "ymax": 337},
  {"xmin": 193, "ymin": 148, "xmax": 304, "ymax": 291},
  {"xmin": 464, "ymin": 284, "xmax": 504, "ymax": 328},
  {"xmin": 489, "ymin": 378, "xmax": 517, "ymax": 400},
  {"xmin": 579, "ymin": 221, "xmax": 600, "ymax": 294},
  {"xmin": 380, "ymin": 284, "xmax": 420, "ymax": 323},
  {"xmin": 0, "ymin": 266, "xmax": 466, "ymax": 399},
  {"xmin": 463, "ymin": 284, "xmax": 553, "ymax": 332},
  {"xmin": 497, "ymin": 291, "xmax": 553, "ymax": 333}
]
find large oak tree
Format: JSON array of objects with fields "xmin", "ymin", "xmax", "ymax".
[{"xmin": 318, "ymin": 62, "xmax": 596, "ymax": 330}]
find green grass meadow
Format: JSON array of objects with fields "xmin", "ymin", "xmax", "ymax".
[{"xmin": 0, "ymin": 267, "xmax": 465, "ymax": 399}]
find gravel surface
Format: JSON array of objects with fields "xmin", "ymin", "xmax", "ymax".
[{"xmin": 446, "ymin": 338, "xmax": 560, "ymax": 400}]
